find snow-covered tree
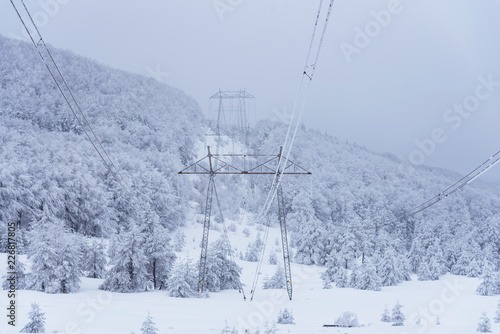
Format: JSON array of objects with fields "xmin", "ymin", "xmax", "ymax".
[
  {"xmin": 220, "ymin": 320, "xmax": 239, "ymax": 334},
  {"xmin": 477, "ymin": 312, "xmax": 492, "ymax": 332},
  {"xmin": 2, "ymin": 257, "xmax": 27, "ymax": 290},
  {"xmin": 27, "ymin": 209, "xmax": 81, "ymax": 293},
  {"xmin": 352, "ymin": 257, "xmax": 381, "ymax": 291},
  {"xmin": 20, "ymin": 303, "xmax": 45, "ymax": 333},
  {"xmin": 99, "ymin": 225, "xmax": 149, "ymax": 292},
  {"xmin": 377, "ymin": 245, "xmax": 410, "ymax": 286},
  {"xmin": 263, "ymin": 266, "xmax": 285, "ymax": 289},
  {"xmin": 476, "ymin": 260, "xmax": 499, "ymax": 296},
  {"xmin": 289, "ymin": 193, "xmax": 327, "ymax": 265},
  {"xmin": 205, "ymin": 236, "xmax": 242, "ymax": 292},
  {"xmin": 141, "ymin": 312, "xmax": 158, "ymax": 334},
  {"xmin": 381, "ymin": 305, "xmax": 392, "ymax": 322},
  {"xmin": 494, "ymin": 300, "xmax": 500, "ymax": 323},
  {"xmin": 451, "ymin": 240, "xmax": 482, "ymax": 276},
  {"xmin": 82, "ymin": 240, "xmax": 107, "ymax": 279},
  {"xmin": 168, "ymin": 257, "xmax": 197, "ymax": 298},
  {"xmin": 277, "ymin": 308, "xmax": 295, "ymax": 324},
  {"xmin": 417, "ymin": 239, "xmax": 446, "ymax": 281},
  {"xmin": 263, "ymin": 322, "xmax": 278, "ymax": 334},
  {"xmin": 245, "ymin": 234, "xmax": 262, "ymax": 262},
  {"xmin": 268, "ymin": 251, "xmax": 278, "ymax": 265},
  {"xmin": 143, "ymin": 225, "xmax": 176, "ymax": 290},
  {"xmin": 173, "ymin": 230, "xmax": 186, "ymax": 252},
  {"xmin": 409, "ymin": 222, "xmax": 435, "ymax": 272},
  {"xmin": 322, "ymin": 252, "xmax": 350, "ymax": 288},
  {"xmin": 391, "ymin": 302, "xmax": 405, "ymax": 326}
]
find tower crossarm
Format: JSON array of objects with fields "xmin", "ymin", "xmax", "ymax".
[{"xmin": 178, "ymin": 147, "xmax": 312, "ymax": 175}]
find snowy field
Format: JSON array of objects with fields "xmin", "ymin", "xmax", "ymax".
[{"xmin": 1, "ymin": 218, "xmax": 499, "ymax": 334}]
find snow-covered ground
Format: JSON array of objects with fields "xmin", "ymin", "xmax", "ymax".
[{"xmin": 1, "ymin": 215, "xmax": 499, "ymax": 334}]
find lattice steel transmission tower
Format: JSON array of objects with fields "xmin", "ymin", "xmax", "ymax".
[
  {"xmin": 178, "ymin": 147, "xmax": 310, "ymax": 300},
  {"xmin": 209, "ymin": 89, "xmax": 255, "ymax": 145}
]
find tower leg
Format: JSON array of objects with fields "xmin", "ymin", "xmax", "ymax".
[
  {"xmin": 277, "ymin": 183, "xmax": 292, "ymax": 300},
  {"xmin": 199, "ymin": 174, "xmax": 215, "ymax": 294}
]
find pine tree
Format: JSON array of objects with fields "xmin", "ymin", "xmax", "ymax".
[
  {"xmin": 143, "ymin": 225, "xmax": 176, "ymax": 290},
  {"xmin": 173, "ymin": 230, "xmax": 186, "ymax": 252},
  {"xmin": 268, "ymin": 251, "xmax": 278, "ymax": 265},
  {"xmin": 20, "ymin": 303, "xmax": 45, "ymax": 333},
  {"xmin": 168, "ymin": 257, "xmax": 197, "ymax": 298},
  {"xmin": 27, "ymin": 210, "xmax": 81, "ymax": 293},
  {"xmin": 82, "ymin": 240, "xmax": 107, "ymax": 279},
  {"xmin": 494, "ymin": 300, "xmax": 500, "ymax": 323},
  {"xmin": 263, "ymin": 266, "xmax": 285, "ymax": 289},
  {"xmin": 333, "ymin": 266, "xmax": 350, "ymax": 288},
  {"xmin": 2, "ymin": 257, "xmax": 27, "ymax": 290},
  {"xmin": 289, "ymin": 194, "xmax": 327, "ymax": 265},
  {"xmin": 206, "ymin": 236, "xmax": 242, "ymax": 292},
  {"xmin": 277, "ymin": 307, "xmax": 295, "ymax": 324},
  {"xmin": 391, "ymin": 302, "xmax": 405, "ymax": 326},
  {"xmin": 381, "ymin": 305, "xmax": 392, "ymax": 322},
  {"xmin": 220, "ymin": 319, "xmax": 239, "ymax": 334},
  {"xmin": 377, "ymin": 246, "xmax": 410, "ymax": 286},
  {"xmin": 263, "ymin": 322, "xmax": 278, "ymax": 334},
  {"xmin": 477, "ymin": 312, "xmax": 492, "ymax": 332},
  {"xmin": 417, "ymin": 260, "xmax": 433, "ymax": 281},
  {"xmin": 451, "ymin": 241, "xmax": 482, "ymax": 276},
  {"xmin": 476, "ymin": 260, "xmax": 498, "ymax": 296},
  {"xmin": 417, "ymin": 239, "xmax": 446, "ymax": 281},
  {"xmin": 141, "ymin": 312, "xmax": 158, "ymax": 334},
  {"xmin": 99, "ymin": 225, "xmax": 149, "ymax": 292},
  {"xmin": 245, "ymin": 234, "xmax": 262, "ymax": 262},
  {"xmin": 352, "ymin": 258, "xmax": 381, "ymax": 291}
]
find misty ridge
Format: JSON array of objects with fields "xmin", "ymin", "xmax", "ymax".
[{"xmin": 1, "ymin": 33, "xmax": 500, "ymax": 296}]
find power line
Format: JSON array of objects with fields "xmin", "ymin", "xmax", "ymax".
[
  {"xmin": 9, "ymin": 0, "xmax": 132, "ymax": 194},
  {"xmin": 340, "ymin": 150, "xmax": 500, "ymax": 231},
  {"xmin": 253, "ymin": 0, "xmax": 336, "ymax": 226}
]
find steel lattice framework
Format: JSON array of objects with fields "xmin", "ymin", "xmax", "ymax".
[{"xmin": 178, "ymin": 146, "xmax": 310, "ymax": 300}]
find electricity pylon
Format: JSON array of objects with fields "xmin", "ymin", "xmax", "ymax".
[{"xmin": 178, "ymin": 146, "xmax": 310, "ymax": 300}]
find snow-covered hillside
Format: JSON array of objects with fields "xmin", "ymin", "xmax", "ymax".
[{"xmin": 2, "ymin": 34, "xmax": 500, "ymax": 333}]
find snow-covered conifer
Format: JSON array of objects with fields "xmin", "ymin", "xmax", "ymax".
[
  {"xmin": 277, "ymin": 307, "xmax": 295, "ymax": 324},
  {"xmin": 476, "ymin": 260, "xmax": 498, "ymax": 296},
  {"xmin": 141, "ymin": 312, "xmax": 158, "ymax": 334},
  {"xmin": 263, "ymin": 322, "xmax": 278, "ymax": 334},
  {"xmin": 2, "ymin": 257, "xmax": 27, "ymax": 290},
  {"xmin": 377, "ymin": 246, "xmax": 410, "ymax": 286},
  {"xmin": 82, "ymin": 240, "xmax": 107, "ymax": 279},
  {"xmin": 381, "ymin": 305, "xmax": 392, "ymax": 322},
  {"xmin": 205, "ymin": 236, "xmax": 242, "ymax": 292},
  {"xmin": 352, "ymin": 258, "xmax": 381, "ymax": 291},
  {"xmin": 20, "ymin": 303, "xmax": 45, "ymax": 333},
  {"xmin": 99, "ymin": 225, "xmax": 149, "ymax": 292},
  {"xmin": 289, "ymin": 194, "xmax": 327, "ymax": 265},
  {"xmin": 268, "ymin": 251, "xmax": 278, "ymax": 265},
  {"xmin": 27, "ymin": 209, "xmax": 81, "ymax": 293},
  {"xmin": 245, "ymin": 234, "xmax": 262, "ymax": 262},
  {"xmin": 391, "ymin": 302, "xmax": 405, "ymax": 326},
  {"xmin": 494, "ymin": 300, "xmax": 500, "ymax": 323},
  {"xmin": 477, "ymin": 312, "xmax": 492, "ymax": 332},
  {"xmin": 263, "ymin": 266, "xmax": 285, "ymax": 289},
  {"xmin": 173, "ymin": 230, "xmax": 186, "ymax": 252},
  {"xmin": 143, "ymin": 225, "xmax": 176, "ymax": 290},
  {"xmin": 168, "ymin": 257, "xmax": 197, "ymax": 298}
]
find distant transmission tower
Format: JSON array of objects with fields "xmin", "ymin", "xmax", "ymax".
[{"xmin": 209, "ymin": 89, "xmax": 255, "ymax": 145}]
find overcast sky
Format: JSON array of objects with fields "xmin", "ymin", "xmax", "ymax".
[{"xmin": 1, "ymin": 0, "xmax": 500, "ymax": 183}]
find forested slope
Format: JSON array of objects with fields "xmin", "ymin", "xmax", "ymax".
[
  {"xmin": 1, "ymin": 33, "xmax": 500, "ymax": 295},
  {"xmin": 0, "ymin": 34, "xmax": 203, "ymax": 238}
]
